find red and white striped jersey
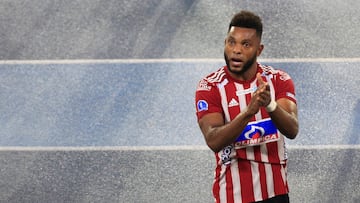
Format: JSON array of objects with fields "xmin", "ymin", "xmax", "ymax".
[{"xmin": 195, "ymin": 63, "xmax": 297, "ymax": 203}]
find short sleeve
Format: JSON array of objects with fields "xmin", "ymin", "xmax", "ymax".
[
  {"xmin": 274, "ymin": 70, "xmax": 297, "ymax": 104},
  {"xmin": 195, "ymin": 80, "xmax": 223, "ymax": 120}
]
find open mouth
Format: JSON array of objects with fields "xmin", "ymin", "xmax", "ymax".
[{"xmin": 231, "ymin": 58, "xmax": 243, "ymax": 67}]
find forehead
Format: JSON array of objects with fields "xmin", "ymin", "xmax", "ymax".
[{"xmin": 227, "ymin": 26, "xmax": 258, "ymax": 40}]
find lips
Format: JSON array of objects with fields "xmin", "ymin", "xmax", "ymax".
[{"xmin": 231, "ymin": 58, "xmax": 243, "ymax": 67}]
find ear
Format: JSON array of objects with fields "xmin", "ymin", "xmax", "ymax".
[{"xmin": 257, "ymin": 44, "xmax": 264, "ymax": 56}]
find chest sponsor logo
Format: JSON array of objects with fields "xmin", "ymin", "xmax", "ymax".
[{"xmin": 235, "ymin": 118, "xmax": 279, "ymax": 148}]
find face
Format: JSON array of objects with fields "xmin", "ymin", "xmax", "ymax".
[{"xmin": 224, "ymin": 27, "xmax": 263, "ymax": 79}]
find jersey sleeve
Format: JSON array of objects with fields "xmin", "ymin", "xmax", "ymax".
[
  {"xmin": 274, "ymin": 70, "xmax": 297, "ymax": 104},
  {"xmin": 195, "ymin": 79, "xmax": 223, "ymax": 121}
]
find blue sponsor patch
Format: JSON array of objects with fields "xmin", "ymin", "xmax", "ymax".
[
  {"xmin": 236, "ymin": 119, "xmax": 277, "ymax": 142},
  {"xmin": 197, "ymin": 100, "xmax": 208, "ymax": 112}
]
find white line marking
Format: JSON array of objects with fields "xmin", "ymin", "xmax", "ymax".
[
  {"xmin": 287, "ymin": 145, "xmax": 360, "ymax": 150},
  {"xmin": 0, "ymin": 145, "xmax": 359, "ymax": 151},
  {"xmin": 1, "ymin": 58, "xmax": 360, "ymax": 65},
  {"xmin": 0, "ymin": 145, "xmax": 209, "ymax": 151}
]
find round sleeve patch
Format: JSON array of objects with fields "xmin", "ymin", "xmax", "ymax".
[{"xmin": 197, "ymin": 100, "xmax": 208, "ymax": 112}]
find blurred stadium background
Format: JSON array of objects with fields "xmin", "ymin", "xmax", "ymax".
[{"xmin": 0, "ymin": 1, "xmax": 359, "ymax": 202}]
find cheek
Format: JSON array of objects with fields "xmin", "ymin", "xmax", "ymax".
[
  {"xmin": 224, "ymin": 45, "xmax": 232, "ymax": 54},
  {"xmin": 247, "ymin": 48, "xmax": 259, "ymax": 58}
]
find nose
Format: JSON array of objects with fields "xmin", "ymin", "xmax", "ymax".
[{"xmin": 232, "ymin": 43, "xmax": 242, "ymax": 54}]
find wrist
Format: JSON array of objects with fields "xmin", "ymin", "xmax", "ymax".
[{"xmin": 266, "ymin": 100, "xmax": 277, "ymax": 112}]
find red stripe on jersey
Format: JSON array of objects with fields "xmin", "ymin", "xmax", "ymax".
[
  {"xmin": 254, "ymin": 146, "xmax": 269, "ymax": 200},
  {"xmin": 267, "ymin": 142, "xmax": 280, "ymax": 163},
  {"xmin": 213, "ymin": 155, "xmax": 221, "ymax": 203},
  {"xmin": 271, "ymin": 164, "xmax": 287, "ymax": 195},
  {"xmin": 225, "ymin": 166, "xmax": 234, "ymax": 203},
  {"xmin": 284, "ymin": 164, "xmax": 289, "ymax": 192},
  {"xmin": 227, "ymin": 83, "xmax": 240, "ymax": 121},
  {"xmin": 266, "ymin": 142, "xmax": 286, "ymax": 195},
  {"xmin": 238, "ymin": 159, "xmax": 255, "ymax": 203},
  {"xmin": 260, "ymin": 108, "xmax": 270, "ymax": 120},
  {"xmin": 258, "ymin": 163, "xmax": 269, "ymax": 200}
]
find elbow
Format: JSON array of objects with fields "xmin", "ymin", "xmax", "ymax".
[
  {"xmin": 286, "ymin": 132, "xmax": 297, "ymax": 140},
  {"xmin": 283, "ymin": 126, "xmax": 299, "ymax": 140},
  {"xmin": 205, "ymin": 136, "xmax": 225, "ymax": 153},
  {"xmin": 204, "ymin": 131, "xmax": 224, "ymax": 153},
  {"xmin": 207, "ymin": 142, "xmax": 222, "ymax": 153}
]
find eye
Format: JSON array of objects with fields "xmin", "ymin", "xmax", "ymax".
[
  {"xmin": 227, "ymin": 38, "xmax": 236, "ymax": 46},
  {"xmin": 243, "ymin": 42, "xmax": 250, "ymax": 48}
]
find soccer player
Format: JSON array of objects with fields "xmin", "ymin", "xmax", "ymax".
[{"xmin": 195, "ymin": 10, "xmax": 299, "ymax": 203}]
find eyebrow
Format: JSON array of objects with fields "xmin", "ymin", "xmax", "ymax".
[{"xmin": 227, "ymin": 35, "xmax": 253, "ymax": 43}]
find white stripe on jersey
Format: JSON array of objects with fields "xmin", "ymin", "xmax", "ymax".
[
  {"xmin": 207, "ymin": 68, "xmax": 226, "ymax": 83},
  {"xmin": 265, "ymin": 75, "xmax": 276, "ymax": 101},
  {"xmin": 234, "ymin": 83, "xmax": 247, "ymax": 112},
  {"xmin": 266, "ymin": 163, "xmax": 275, "ymax": 198},
  {"xmin": 260, "ymin": 145, "xmax": 275, "ymax": 197},
  {"xmin": 218, "ymin": 84, "xmax": 230, "ymax": 122},
  {"xmin": 260, "ymin": 145, "xmax": 269, "ymax": 162},
  {"xmin": 277, "ymin": 135, "xmax": 286, "ymax": 163},
  {"xmin": 219, "ymin": 165, "xmax": 227, "ymax": 203},
  {"xmin": 247, "ymin": 147, "xmax": 262, "ymax": 202},
  {"xmin": 231, "ymin": 159, "xmax": 242, "ymax": 203}
]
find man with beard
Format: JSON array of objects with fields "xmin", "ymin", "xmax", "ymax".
[{"xmin": 195, "ymin": 11, "xmax": 299, "ymax": 203}]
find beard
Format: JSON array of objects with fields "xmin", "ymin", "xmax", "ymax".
[{"xmin": 224, "ymin": 51, "xmax": 257, "ymax": 76}]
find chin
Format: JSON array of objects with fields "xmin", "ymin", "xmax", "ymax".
[{"xmin": 228, "ymin": 66, "xmax": 246, "ymax": 75}]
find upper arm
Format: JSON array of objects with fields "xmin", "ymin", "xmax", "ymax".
[{"xmin": 276, "ymin": 98, "xmax": 298, "ymax": 117}]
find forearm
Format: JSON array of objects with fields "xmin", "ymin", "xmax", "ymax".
[
  {"xmin": 268, "ymin": 100, "xmax": 298, "ymax": 139},
  {"xmin": 201, "ymin": 111, "xmax": 253, "ymax": 153}
]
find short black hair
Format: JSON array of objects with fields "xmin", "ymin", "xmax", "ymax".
[{"xmin": 228, "ymin": 10, "xmax": 263, "ymax": 39}]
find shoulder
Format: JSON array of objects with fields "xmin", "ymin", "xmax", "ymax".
[
  {"xmin": 196, "ymin": 66, "xmax": 228, "ymax": 91},
  {"xmin": 259, "ymin": 63, "xmax": 292, "ymax": 82}
]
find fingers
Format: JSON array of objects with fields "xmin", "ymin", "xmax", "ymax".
[
  {"xmin": 247, "ymin": 72, "xmax": 272, "ymax": 115},
  {"xmin": 256, "ymin": 73, "xmax": 265, "ymax": 85},
  {"xmin": 256, "ymin": 93, "xmax": 270, "ymax": 106},
  {"xmin": 256, "ymin": 73, "xmax": 268, "ymax": 93},
  {"xmin": 255, "ymin": 73, "xmax": 271, "ymax": 106}
]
